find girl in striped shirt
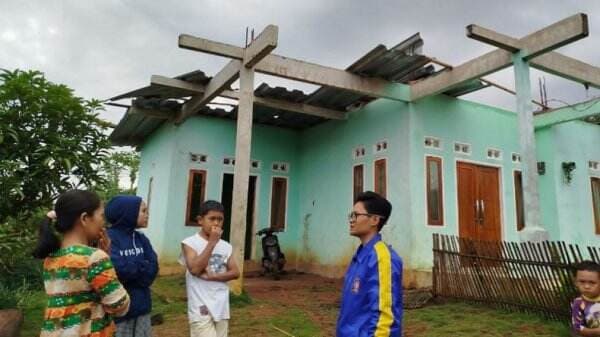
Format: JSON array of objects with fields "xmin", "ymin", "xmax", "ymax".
[{"xmin": 33, "ymin": 190, "xmax": 130, "ymax": 337}]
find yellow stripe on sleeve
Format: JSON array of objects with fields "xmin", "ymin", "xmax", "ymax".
[{"xmin": 374, "ymin": 241, "xmax": 393, "ymax": 337}]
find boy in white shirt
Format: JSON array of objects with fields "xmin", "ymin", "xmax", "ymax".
[{"xmin": 180, "ymin": 200, "xmax": 240, "ymax": 337}]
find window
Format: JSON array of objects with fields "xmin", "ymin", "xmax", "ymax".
[
  {"xmin": 223, "ymin": 157, "xmax": 235, "ymax": 166},
  {"xmin": 353, "ymin": 164, "xmax": 364, "ymax": 202},
  {"xmin": 590, "ymin": 161, "xmax": 600, "ymax": 171},
  {"xmin": 486, "ymin": 148, "xmax": 502, "ymax": 160},
  {"xmin": 272, "ymin": 162, "xmax": 289, "ymax": 173},
  {"xmin": 424, "ymin": 136, "xmax": 441, "ymax": 149},
  {"xmin": 514, "ymin": 171, "xmax": 525, "ymax": 231},
  {"xmin": 426, "ymin": 157, "xmax": 444, "ymax": 226},
  {"xmin": 374, "ymin": 158, "xmax": 387, "ymax": 197},
  {"xmin": 374, "ymin": 140, "xmax": 388, "ymax": 153},
  {"xmin": 270, "ymin": 177, "xmax": 288, "ymax": 230},
  {"xmin": 592, "ymin": 177, "xmax": 600, "ymax": 235},
  {"xmin": 353, "ymin": 146, "xmax": 366, "ymax": 159},
  {"xmin": 454, "ymin": 142, "xmax": 471, "ymax": 155},
  {"xmin": 190, "ymin": 153, "xmax": 208, "ymax": 163},
  {"xmin": 186, "ymin": 170, "xmax": 207, "ymax": 226},
  {"xmin": 512, "ymin": 153, "xmax": 522, "ymax": 164}
]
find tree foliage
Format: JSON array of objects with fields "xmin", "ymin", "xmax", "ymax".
[{"xmin": 0, "ymin": 69, "xmax": 111, "ymax": 222}]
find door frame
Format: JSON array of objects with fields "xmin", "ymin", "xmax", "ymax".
[
  {"xmin": 454, "ymin": 158, "xmax": 505, "ymax": 240},
  {"xmin": 268, "ymin": 175, "xmax": 289, "ymax": 232},
  {"xmin": 218, "ymin": 171, "xmax": 260, "ymax": 260}
]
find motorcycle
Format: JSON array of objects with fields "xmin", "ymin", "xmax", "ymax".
[{"xmin": 256, "ymin": 227, "xmax": 286, "ymax": 279}]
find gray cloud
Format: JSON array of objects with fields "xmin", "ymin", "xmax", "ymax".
[{"xmin": 1, "ymin": 0, "xmax": 600, "ymax": 125}]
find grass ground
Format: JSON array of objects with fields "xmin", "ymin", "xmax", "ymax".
[{"xmin": 21, "ymin": 273, "xmax": 571, "ymax": 337}]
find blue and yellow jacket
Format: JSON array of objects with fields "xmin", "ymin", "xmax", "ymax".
[{"xmin": 337, "ymin": 234, "xmax": 403, "ymax": 337}]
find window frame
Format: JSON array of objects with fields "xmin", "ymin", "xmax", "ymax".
[
  {"xmin": 426, "ymin": 156, "xmax": 444, "ymax": 226},
  {"xmin": 374, "ymin": 158, "xmax": 387, "ymax": 198},
  {"xmin": 269, "ymin": 176, "xmax": 289, "ymax": 231},
  {"xmin": 185, "ymin": 169, "xmax": 207, "ymax": 226}
]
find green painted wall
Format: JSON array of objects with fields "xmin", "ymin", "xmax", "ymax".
[
  {"xmin": 538, "ymin": 121, "xmax": 600, "ymax": 246},
  {"xmin": 134, "ymin": 95, "xmax": 600, "ymax": 274},
  {"xmin": 407, "ymin": 96, "xmax": 526, "ymax": 268},
  {"xmin": 137, "ymin": 116, "xmax": 301, "ymax": 264},
  {"xmin": 297, "ymin": 98, "xmax": 413, "ymax": 269}
]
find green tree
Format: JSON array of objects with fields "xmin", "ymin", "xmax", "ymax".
[
  {"xmin": 97, "ymin": 150, "xmax": 140, "ymax": 200},
  {"xmin": 0, "ymin": 69, "xmax": 111, "ymax": 223}
]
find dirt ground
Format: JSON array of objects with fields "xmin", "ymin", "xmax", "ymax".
[
  {"xmin": 149, "ymin": 272, "xmax": 569, "ymax": 337},
  {"xmin": 243, "ymin": 272, "xmax": 341, "ymax": 334},
  {"xmin": 152, "ymin": 271, "xmax": 342, "ymax": 337}
]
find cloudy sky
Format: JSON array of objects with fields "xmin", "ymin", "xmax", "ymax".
[{"xmin": 2, "ymin": 0, "xmax": 600, "ymax": 126}]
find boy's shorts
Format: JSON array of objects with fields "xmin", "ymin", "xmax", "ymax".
[{"xmin": 190, "ymin": 314, "xmax": 228, "ymax": 337}]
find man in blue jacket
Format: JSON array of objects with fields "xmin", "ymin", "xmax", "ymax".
[
  {"xmin": 337, "ymin": 191, "xmax": 403, "ymax": 337},
  {"xmin": 106, "ymin": 195, "xmax": 159, "ymax": 337}
]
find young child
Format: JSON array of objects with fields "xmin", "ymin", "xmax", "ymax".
[
  {"xmin": 106, "ymin": 195, "xmax": 159, "ymax": 337},
  {"xmin": 33, "ymin": 189, "xmax": 130, "ymax": 337},
  {"xmin": 179, "ymin": 200, "xmax": 240, "ymax": 337},
  {"xmin": 572, "ymin": 260, "xmax": 600, "ymax": 336}
]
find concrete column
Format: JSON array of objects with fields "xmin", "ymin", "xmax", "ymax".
[
  {"xmin": 512, "ymin": 51, "xmax": 548, "ymax": 242},
  {"xmin": 229, "ymin": 66, "xmax": 254, "ymax": 295}
]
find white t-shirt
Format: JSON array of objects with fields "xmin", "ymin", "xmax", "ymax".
[{"xmin": 179, "ymin": 233, "xmax": 232, "ymax": 322}]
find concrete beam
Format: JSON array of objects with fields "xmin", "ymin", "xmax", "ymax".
[
  {"xmin": 467, "ymin": 16, "xmax": 600, "ymax": 88},
  {"xmin": 175, "ymin": 59, "xmax": 241, "ymax": 124},
  {"xmin": 466, "ymin": 24, "xmax": 520, "ymax": 53},
  {"xmin": 468, "ymin": 13, "xmax": 589, "ymax": 59},
  {"xmin": 534, "ymin": 97, "xmax": 600, "ymax": 129},
  {"xmin": 412, "ymin": 13, "xmax": 589, "ymax": 100},
  {"xmin": 244, "ymin": 25, "xmax": 278, "ymax": 68},
  {"xmin": 531, "ymin": 53, "xmax": 600, "ymax": 89},
  {"xmin": 178, "ymin": 34, "xmax": 411, "ymax": 101},
  {"xmin": 151, "ymin": 75, "xmax": 346, "ymax": 120}
]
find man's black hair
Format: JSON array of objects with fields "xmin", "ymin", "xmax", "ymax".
[
  {"xmin": 197, "ymin": 200, "xmax": 225, "ymax": 218},
  {"xmin": 354, "ymin": 191, "xmax": 392, "ymax": 231}
]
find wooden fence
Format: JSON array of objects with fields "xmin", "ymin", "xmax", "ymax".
[{"xmin": 432, "ymin": 234, "xmax": 600, "ymax": 321}]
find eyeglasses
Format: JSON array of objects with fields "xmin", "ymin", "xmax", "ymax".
[{"xmin": 347, "ymin": 211, "xmax": 382, "ymax": 222}]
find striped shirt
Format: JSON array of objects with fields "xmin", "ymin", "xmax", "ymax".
[{"xmin": 41, "ymin": 245, "xmax": 130, "ymax": 337}]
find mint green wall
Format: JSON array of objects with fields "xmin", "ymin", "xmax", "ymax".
[
  {"xmin": 134, "ymin": 96, "xmax": 600, "ymax": 273},
  {"xmin": 136, "ymin": 123, "xmax": 177, "ymax": 263},
  {"xmin": 407, "ymin": 95, "xmax": 526, "ymax": 268},
  {"xmin": 137, "ymin": 116, "xmax": 301, "ymax": 263},
  {"xmin": 538, "ymin": 121, "xmax": 600, "ymax": 246},
  {"xmin": 297, "ymin": 98, "xmax": 413, "ymax": 268},
  {"xmin": 535, "ymin": 127, "xmax": 560, "ymax": 236}
]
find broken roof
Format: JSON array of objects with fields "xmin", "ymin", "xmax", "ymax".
[{"xmin": 109, "ymin": 33, "xmax": 488, "ymax": 146}]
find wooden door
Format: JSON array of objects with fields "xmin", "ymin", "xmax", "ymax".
[
  {"xmin": 457, "ymin": 162, "xmax": 502, "ymax": 242},
  {"xmin": 457, "ymin": 162, "xmax": 478, "ymax": 240},
  {"xmin": 477, "ymin": 166, "xmax": 501, "ymax": 242}
]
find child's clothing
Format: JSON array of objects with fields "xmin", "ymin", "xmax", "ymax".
[
  {"xmin": 189, "ymin": 316, "xmax": 228, "ymax": 337},
  {"xmin": 106, "ymin": 195, "xmax": 159, "ymax": 337},
  {"xmin": 41, "ymin": 245, "xmax": 130, "ymax": 337},
  {"xmin": 572, "ymin": 296, "xmax": 600, "ymax": 334},
  {"xmin": 180, "ymin": 233, "xmax": 232, "ymax": 337}
]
